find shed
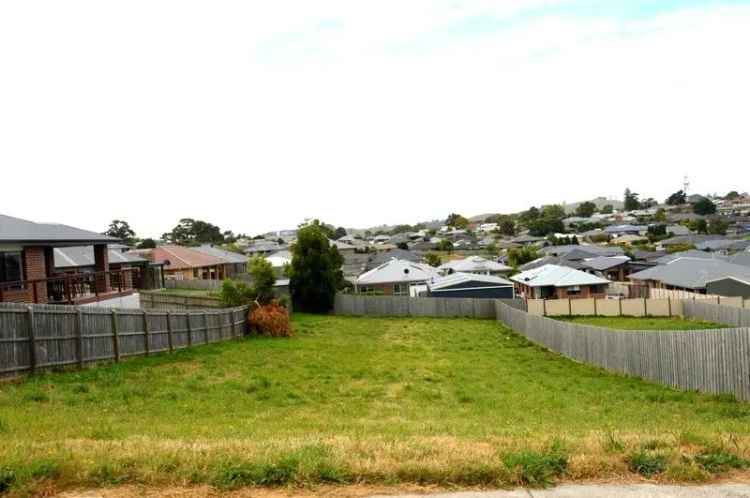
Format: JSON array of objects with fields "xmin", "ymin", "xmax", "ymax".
[
  {"xmin": 426, "ymin": 272, "xmax": 514, "ymax": 299},
  {"xmin": 705, "ymin": 277, "xmax": 750, "ymax": 298}
]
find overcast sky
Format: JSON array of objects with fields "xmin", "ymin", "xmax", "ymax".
[{"xmin": 1, "ymin": 1, "xmax": 748, "ymax": 238}]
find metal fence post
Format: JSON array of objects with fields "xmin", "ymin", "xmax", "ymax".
[
  {"xmin": 27, "ymin": 306, "xmax": 37, "ymax": 373},
  {"xmin": 111, "ymin": 309, "xmax": 120, "ymax": 362}
]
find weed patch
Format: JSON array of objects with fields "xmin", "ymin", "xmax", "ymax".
[
  {"xmin": 695, "ymin": 450, "xmax": 750, "ymax": 474},
  {"xmin": 627, "ymin": 451, "xmax": 667, "ymax": 478},
  {"xmin": 503, "ymin": 445, "xmax": 568, "ymax": 487}
]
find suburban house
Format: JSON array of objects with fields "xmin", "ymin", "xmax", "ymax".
[
  {"xmin": 425, "ymin": 272, "xmax": 514, "ymax": 299},
  {"xmin": 137, "ymin": 245, "xmax": 233, "ymax": 281},
  {"xmin": 355, "ymin": 259, "xmax": 440, "ymax": 296},
  {"xmin": 578, "ymin": 256, "xmax": 631, "ymax": 281},
  {"xmin": 192, "ymin": 244, "xmax": 248, "ymax": 278},
  {"xmin": 245, "ymin": 240, "xmax": 286, "ymax": 256},
  {"xmin": 511, "ymin": 264, "xmax": 611, "ymax": 300},
  {"xmin": 0, "ymin": 214, "xmax": 136, "ymax": 304},
  {"xmin": 438, "ymin": 256, "xmax": 512, "ymax": 276},
  {"xmin": 365, "ymin": 248, "xmax": 421, "ymax": 271},
  {"xmin": 628, "ymin": 257, "xmax": 750, "ymax": 294},
  {"xmin": 705, "ymin": 276, "xmax": 750, "ymax": 298}
]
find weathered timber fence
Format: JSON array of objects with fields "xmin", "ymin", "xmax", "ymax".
[
  {"xmin": 140, "ymin": 291, "xmax": 224, "ymax": 310},
  {"xmin": 683, "ymin": 300, "xmax": 750, "ymax": 328},
  {"xmin": 333, "ymin": 294, "xmax": 525, "ymax": 319},
  {"xmin": 0, "ymin": 302, "xmax": 249, "ymax": 376},
  {"xmin": 164, "ymin": 279, "xmax": 223, "ymax": 291},
  {"xmin": 495, "ymin": 300, "xmax": 750, "ymax": 401}
]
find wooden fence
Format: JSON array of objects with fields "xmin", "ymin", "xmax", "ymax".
[
  {"xmin": 0, "ymin": 302, "xmax": 249, "ymax": 376},
  {"xmin": 140, "ymin": 291, "xmax": 224, "ymax": 310},
  {"xmin": 165, "ymin": 279, "xmax": 223, "ymax": 291},
  {"xmin": 527, "ymin": 296, "xmax": 748, "ymax": 318},
  {"xmin": 333, "ymin": 294, "xmax": 525, "ymax": 319},
  {"xmin": 495, "ymin": 300, "xmax": 750, "ymax": 401},
  {"xmin": 683, "ymin": 299, "xmax": 750, "ymax": 327}
]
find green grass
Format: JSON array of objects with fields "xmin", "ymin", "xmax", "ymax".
[
  {"xmin": 0, "ymin": 314, "xmax": 749, "ymax": 494},
  {"xmin": 553, "ymin": 316, "xmax": 729, "ymax": 331}
]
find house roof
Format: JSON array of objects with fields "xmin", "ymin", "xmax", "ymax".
[
  {"xmin": 629, "ymin": 257, "xmax": 750, "ymax": 290},
  {"xmin": 511, "ymin": 264, "xmax": 610, "ymax": 288},
  {"xmin": 728, "ymin": 252, "xmax": 750, "ymax": 268},
  {"xmin": 604, "ymin": 224, "xmax": 643, "ymax": 234},
  {"xmin": 512, "ymin": 235, "xmax": 545, "ymax": 244},
  {"xmin": 0, "ymin": 214, "xmax": 119, "ymax": 245},
  {"xmin": 654, "ymin": 250, "xmax": 728, "ymax": 265},
  {"xmin": 427, "ymin": 272, "xmax": 513, "ymax": 291},
  {"xmin": 541, "ymin": 244, "xmax": 624, "ymax": 258},
  {"xmin": 660, "ymin": 234, "xmax": 725, "ymax": 246},
  {"xmin": 579, "ymin": 256, "xmax": 630, "ymax": 271},
  {"xmin": 266, "ymin": 250, "xmax": 292, "ymax": 267},
  {"xmin": 439, "ymin": 256, "xmax": 512, "ymax": 273},
  {"xmin": 54, "ymin": 246, "xmax": 148, "ymax": 269},
  {"xmin": 193, "ymin": 244, "xmax": 249, "ymax": 264},
  {"xmin": 367, "ymin": 249, "xmax": 421, "ymax": 270},
  {"xmin": 356, "ymin": 259, "xmax": 440, "ymax": 285},
  {"xmin": 695, "ymin": 239, "xmax": 750, "ymax": 252},
  {"xmin": 146, "ymin": 245, "xmax": 228, "ymax": 270}
]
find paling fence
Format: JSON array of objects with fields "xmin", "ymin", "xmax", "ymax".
[
  {"xmin": 495, "ymin": 300, "xmax": 750, "ymax": 401},
  {"xmin": 0, "ymin": 302, "xmax": 249, "ymax": 376},
  {"xmin": 140, "ymin": 291, "xmax": 224, "ymax": 310},
  {"xmin": 334, "ymin": 294, "xmax": 526, "ymax": 319}
]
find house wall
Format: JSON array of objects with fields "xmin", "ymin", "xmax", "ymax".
[
  {"xmin": 24, "ymin": 246, "xmax": 47, "ymax": 304},
  {"xmin": 428, "ymin": 287, "xmax": 514, "ymax": 299},
  {"xmin": 706, "ymin": 279, "xmax": 750, "ymax": 299}
]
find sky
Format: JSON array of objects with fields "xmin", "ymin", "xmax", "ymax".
[{"xmin": 1, "ymin": 1, "xmax": 749, "ymax": 238}]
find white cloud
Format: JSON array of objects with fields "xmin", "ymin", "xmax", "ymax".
[{"xmin": 0, "ymin": 2, "xmax": 748, "ymax": 236}]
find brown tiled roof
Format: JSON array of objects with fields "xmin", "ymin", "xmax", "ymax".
[{"xmin": 147, "ymin": 245, "xmax": 227, "ymax": 270}]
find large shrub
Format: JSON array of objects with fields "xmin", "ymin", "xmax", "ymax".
[
  {"xmin": 219, "ymin": 279, "xmax": 256, "ymax": 307},
  {"xmin": 288, "ymin": 220, "xmax": 344, "ymax": 313},
  {"xmin": 249, "ymin": 303, "xmax": 292, "ymax": 337},
  {"xmin": 248, "ymin": 256, "xmax": 276, "ymax": 304}
]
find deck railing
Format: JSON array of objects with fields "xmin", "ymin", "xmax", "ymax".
[{"xmin": 0, "ymin": 268, "xmax": 142, "ymax": 305}]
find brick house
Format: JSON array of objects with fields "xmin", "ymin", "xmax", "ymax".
[
  {"xmin": 511, "ymin": 264, "xmax": 610, "ymax": 300},
  {"xmin": 0, "ymin": 214, "xmax": 122, "ymax": 304},
  {"xmin": 134, "ymin": 245, "xmax": 235, "ymax": 281}
]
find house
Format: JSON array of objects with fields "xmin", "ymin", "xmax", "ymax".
[
  {"xmin": 192, "ymin": 244, "xmax": 248, "ymax": 277},
  {"xmin": 665, "ymin": 224, "xmax": 691, "ymax": 236},
  {"xmin": 610, "ymin": 234, "xmax": 647, "ymax": 246},
  {"xmin": 511, "ymin": 234, "xmax": 546, "ymax": 245},
  {"xmin": 541, "ymin": 244, "xmax": 624, "ymax": 258},
  {"xmin": 477, "ymin": 223, "xmax": 499, "ymax": 233},
  {"xmin": 425, "ymin": 272, "xmax": 514, "ymax": 299},
  {"xmin": 729, "ymin": 252, "xmax": 750, "ymax": 268},
  {"xmin": 578, "ymin": 256, "xmax": 631, "ymax": 282},
  {"xmin": 266, "ymin": 249, "xmax": 292, "ymax": 269},
  {"xmin": 330, "ymin": 239, "xmax": 356, "ymax": 254},
  {"xmin": 511, "ymin": 264, "xmax": 610, "ymax": 299},
  {"xmin": 653, "ymin": 250, "xmax": 728, "ymax": 265},
  {"xmin": 658, "ymin": 234, "xmax": 724, "ymax": 250},
  {"xmin": 245, "ymin": 240, "xmax": 286, "ymax": 256},
  {"xmin": 605, "ymin": 224, "xmax": 644, "ymax": 236},
  {"xmin": 372, "ymin": 234, "xmax": 391, "ymax": 244},
  {"xmin": 0, "ymin": 213, "xmax": 130, "ymax": 304},
  {"xmin": 364, "ymin": 248, "xmax": 421, "ymax": 272},
  {"xmin": 438, "ymin": 256, "xmax": 512, "ymax": 276},
  {"xmin": 629, "ymin": 257, "xmax": 750, "ymax": 294},
  {"xmin": 355, "ymin": 259, "xmax": 440, "ymax": 296},
  {"xmin": 138, "ymin": 245, "xmax": 233, "ymax": 281},
  {"xmin": 695, "ymin": 239, "xmax": 750, "ymax": 253}
]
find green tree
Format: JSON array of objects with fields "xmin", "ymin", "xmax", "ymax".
[
  {"xmin": 725, "ymin": 191, "xmax": 740, "ymax": 200},
  {"xmin": 666, "ymin": 190, "xmax": 686, "ymax": 205},
  {"xmin": 689, "ymin": 219, "xmax": 708, "ymax": 234},
  {"xmin": 692, "ymin": 198, "xmax": 717, "ymax": 215},
  {"xmin": 624, "ymin": 189, "xmax": 640, "ymax": 211},
  {"xmin": 333, "ymin": 227, "xmax": 348, "ymax": 240},
  {"xmin": 288, "ymin": 220, "xmax": 344, "ymax": 313},
  {"xmin": 136, "ymin": 238, "xmax": 157, "ymax": 249},
  {"xmin": 600, "ymin": 204, "xmax": 614, "ymax": 214},
  {"xmin": 498, "ymin": 218, "xmax": 516, "ymax": 236},
  {"xmin": 105, "ymin": 220, "xmax": 136, "ymax": 244},
  {"xmin": 653, "ymin": 209, "xmax": 667, "ymax": 222},
  {"xmin": 424, "ymin": 252, "xmax": 442, "ymax": 267},
  {"xmin": 437, "ymin": 240, "xmax": 454, "ymax": 252},
  {"xmin": 707, "ymin": 218, "xmax": 729, "ymax": 235},
  {"xmin": 248, "ymin": 256, "xmax": 276, "ymax": 304},
  {"xmin": 163, "ymin": 218, "xmax": 224, "ymax": 245},
  {"xmin": 446, "ymin": 213, "xmax": 469, "ymax": 229},
  {"xmin": 575, "ymin": 201, "xmax": 596, "ymax": 217},
  {"xmin": 507, "ymin": 247, "xmax": 539, "ymax": 268}
]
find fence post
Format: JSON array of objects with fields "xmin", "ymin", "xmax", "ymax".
[
  {"xmin": 667, "ymin": 298, "xmax": 672, "ymax": 317},
  {"xmin": 76, "ymin": 308, "xmax": 84, "ymax": 368},
  {"xmin": 111, "ymin": 309, "xmax": 120, "ymax": 362},
  {"xmin": 142, "ymin": 310, "xmax": 151, "ymax": 355},
  {"xmin": 186, "ymin": 313, "xmax": 193, "ymax": 347},
  {"xmin": 644, "ymin": 297, "xmax": 648, "ymax": 317},
  {"xmin": 619, "ymin": 298, "xmax": 623, "ymax": 316},
  {"xmin": 166, "ymin": 311, "xmax": 174, "ymax": 352},
  {"xmin": 204, "ymin": 312, "xmax": 209, "ymax": 343},
  {"xmin": 567, "ymin": 298, "xmax": 572, "ymax": 316},
  {"xmin": 542, "ymin": 299, "xmax": 547, "ymax": 316},
  {"xmin": 593, "ymin": 298, "xmax": 598, "ymax": 316},
  {"xmin": 27, "ymin": 306, "xmax": 37, "ymax": 373}
]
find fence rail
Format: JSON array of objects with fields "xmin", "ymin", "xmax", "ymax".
[
  {"xmin": 0, "ymin": 302, "xmax": 248, "ymax": 376},
  {"xmin": 140, "ymin": 291, "xmax": 224, "ymax": 310},
  {"xmin": 495, "ymin": 300, "xmax": 750, "ymax": 401},
  {"xmin": 334, "ymin": 294, "xmax": 525, "ymax": 319}
]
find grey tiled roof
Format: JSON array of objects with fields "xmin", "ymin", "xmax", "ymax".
[
  {"xmin": 0, "ymin": 214, "xmax": 118, "ymax": 244},
  {"xmin": 654, "ymin": 250, "xmax": 728, "ymax": 265},
  {"xmin": 193, "ymin": 244, "xmax": 249, "ymax": 264},
  {"xmin": 629, "ymin": 257, "xmax": 750, "ymax": 290}
]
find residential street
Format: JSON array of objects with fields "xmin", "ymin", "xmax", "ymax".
[{"xmin": 374, "ymin": 484, "xmax": 750, "ymax": 498}]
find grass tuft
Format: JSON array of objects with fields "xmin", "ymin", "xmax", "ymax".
[
  {"xmin": 626, "ymin": 451, "xmax": 667, "ymax": 478},
  {"xmin": 0, "ymin": 468, "xmax": 16, "ymax": 493},
  {"xmin": 503, "ymin": 445, "xmax": 568, "ymax": 487},
  {"xmin": 694, "ymin": 450, "xmax": 750, "ymax": 474}
]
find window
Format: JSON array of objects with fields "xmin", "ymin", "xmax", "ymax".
[
  {"xmin": 0, "ymin": 252, "xmax": 23, "ymax": 287},
  {"xmin": 393, "ymin": 283, "xmax": 408, "ymax": 296},
  {"xmin": 359, "ymin": 286, "xmax": 374, "ymax": 295}
]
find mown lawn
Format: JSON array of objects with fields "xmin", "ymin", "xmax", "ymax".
[
  {"xmin": 553, "ymin": 316, "xmax": 729, "ymax": 330},
  {"xmin": 0, "ymin": 313, "xmax": 749, "ymax": 494}
]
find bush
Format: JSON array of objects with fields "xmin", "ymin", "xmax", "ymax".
[
  {"xmin": 219, "ymin": 279, "xmax": 256, "ymax": 307},
  {"xmin": 249, "ymin": 303, "xmax": 293, "ymax": 337},
  {"xmin": 627, "ymin": 451, "xmax": 667, "ymax": 477},
  {"xmin": 248, "ymin": 256, "xmax": 276, "ymax": 304},
  {"xmin": 694, "ymin": 450, "xmax": 750, "ymax": 473},
  {"xmin": 503, "ymin": 446, "xmax": 568, "ymax": 487}
]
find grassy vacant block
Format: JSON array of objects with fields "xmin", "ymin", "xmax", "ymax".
[
  {"xmin": 1, "ymin": 314, "xmax": 749, "ymax": 494},
  {"xmin": 553, "ymin": 315, "xmax": 729, "ymax": 330}
]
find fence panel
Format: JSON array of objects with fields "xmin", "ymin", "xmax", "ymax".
[
  {"xmin": 0, "ymin": 302, "xmax": 249, "ymax": 377},
  {"xmin": 334, "ymin": 295, "xmax": 526, "ymax": 319},
  {"xmin": 494, "ymin": 300, "xmax": 750, "ymax": 400}
]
